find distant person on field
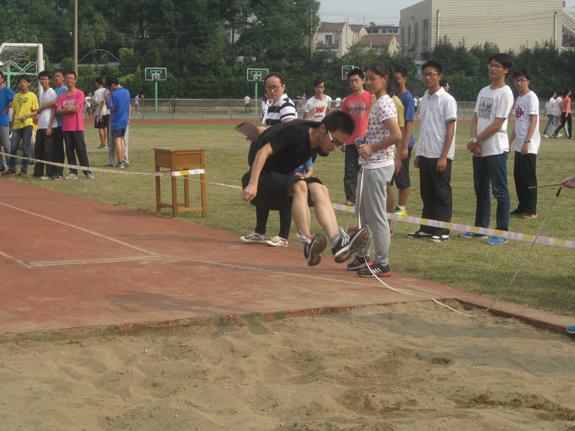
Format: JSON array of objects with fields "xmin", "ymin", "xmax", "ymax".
[
  {"xmin": 105, "ymin": 76, "xmax": 131, "ymax": 168},
  {"xmin": 0, "ymin": 71, "xmax": 15, "ymax": 173},
  {"xmin": 440, "ymin": 78, "xmax": 449, "ymax": 92},
  {"xmin": 542, "ymin": 91, "xmax": 556, "ymax": 138},
  {"xmin": 408, "ymin": 60, "xmax": 457, "ymax": 243},
  {"xmin": 551, "ymin": 91, "xmax": 563, "ymax": 138},
  {"xmin": 134, "ymin": 93, "xmax": 140, "ymax": 113},
  {"xmin": 55, "ymin": 71, "xmax": 94, "ymax": 180},
  {"xmin": 340, "ymin": 68, "xmax": 374, "ymax": 206},
  {"xmin": 244, "ymin": 95, "xmax": 252, "ymax": 114},
  {"xmin": 508, "ymin": 68, "xmax": 540, "ymax": 220},
  {"xmin": 552, "ymin": 89, "xmax": 573, "ymax": 139},
  {"xmin": 303, "ymin": 77, "xmax": 332, "ymax": 122},
  {"xmin": 94, "ymin": 77, "xmax": 109, "ymax": 149},
  {"xmin": 461, "ymin": 53, "xmax": 514, "ymax": 245},
  {"xmin": 260, "ymin": 95, "xmax": 269, "ymax": 123},
  {"xmin": 3, "ymin": 75, "xmax": 38, "ymax": 177}
]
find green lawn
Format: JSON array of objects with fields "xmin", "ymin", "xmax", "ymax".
[{"xmin": 11, "ymin": 122, "xmax": 575, "ymax": 316}]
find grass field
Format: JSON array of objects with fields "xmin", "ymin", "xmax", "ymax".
[{"xmin": 11, "ymin": 121, "xmax": 575, "ymax": 316}]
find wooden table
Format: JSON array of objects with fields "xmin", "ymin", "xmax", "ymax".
[{"xmin": 154, "ymin": 148, "xmax": 207, "ymax": 218}]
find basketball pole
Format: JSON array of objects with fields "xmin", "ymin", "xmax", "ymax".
[
  {"xmin": 254, "ymin": 80, "xmax": 259, "ymax": 116},
  {"xmin": 154, "ymin": 78, "xmax": 158, "ymax": 113}
]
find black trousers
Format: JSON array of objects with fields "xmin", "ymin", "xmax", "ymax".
[
  {"xmin": 255, "ymin": 207, "xmax": 292, "ymax": 239},
  {"xmin": 418, "ymin": 156, "xmax": 452, "ymax": 236},
  {"xmin": 513, "ymin": 151, "xmax": 537, "ymax": 214},
  {"xmin": 52, "ymin": 126, "xmax": 65, "ymax": 176},
  {"xmin": 33, "ymin": 129, "xmax": 54, "ymax": 177},
  {"xmin": 63, "ymin": 131, "xmax": 92, "ymax": 175},
  {"xmin": 343, "ymin": 144, "xmax": 360, "ymax": 202},
  {"xmin": 554, "ymin": 112, "xmax": 572, "ymax": 137}
]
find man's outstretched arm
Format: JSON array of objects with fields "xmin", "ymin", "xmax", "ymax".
[{"xmin": 241, "ymin": 143, "xmax": 273, "ymax": 203}]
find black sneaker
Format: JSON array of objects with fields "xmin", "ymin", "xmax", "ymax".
[
  {"xmin": 17, "ymin": 170, "xmax": 27, "ymax": 176},
  {"xmin": 2, "ymin": 170, "xmax": 16, "ymax": 176},
  {"xmin": 357, "ymin": 263, "xmax": 391, "ymax": 278},
  {"xmin": 510, "ymin": 208, "xmax": 523, "ymax": 217},
  {"xmin": 407, "ymin": 231, "xmax": 433, "ymax": 239},
  {"xmin": 332, "ymin": 228, "xmax": 369, "ymax": 263},
  {"xmin": 347, "ymin": 255, "xmax": 370, "ymax": 271},
  {"xmin": 429, "ymin": 235, "xmax": 449, "ymax": 243},
  {"xmin": 304, "ymin": 233, "xmax": 327, "ymax": 267}
]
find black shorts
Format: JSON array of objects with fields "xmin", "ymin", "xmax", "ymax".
[
  {"xmin": 242, "ymin": 170, "xmax": 322, "ymax": 211},
  {"xmin": 94, "ymin": 115, "xmax": 109, "ymax": 129},
  {"xmin": 390, "ymin": 147, "xmax": 412, "ymax": 188},
  {"xmin": 112, "ymin": 129, "xmax": 126, "ymax": 138}
]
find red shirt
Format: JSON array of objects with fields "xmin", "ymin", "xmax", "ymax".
[{"xmin": 341, "ymin": 91, "xmax": 374, "ymax": 145}]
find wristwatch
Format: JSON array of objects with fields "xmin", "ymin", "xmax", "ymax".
[{"xmin": 524, "ymin": 139, "xmax": 531, "ymax": 144}]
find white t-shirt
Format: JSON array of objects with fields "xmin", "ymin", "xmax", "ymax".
[
  {"xmin": 474, "ymin": 85, "xmax": 514, "ymax": 157},
  {"xmin": 244, "ymin": 96, "xmax": 250, "ymax": 105},
  {"xmin": 545, "ymin": 97, "xmax": 555, "ymax": 115},
  {"xmin": 94, "ymin": 88, "xmax": 108, "ymax": 116},
  {"xmin": 303, "ymin": 95, "xmax": 332, "ymax": 122},
  {"xmin": 360, "ymin": 94, "xmax": 397, "ymax": 169},
  {"xmin": 38, "ymin": 88, "xmax": 58, "ymax": 130},
  {"xmin": 553, "ymin": 96, "xmax": 562, "ymax": 117},
  {"xmin": 514, "ymin": 91, "xmax": 541, "ymax": 154},
  {"xmin": 416, "ymin": 87, "xmax": 458, "ymax": 160}
]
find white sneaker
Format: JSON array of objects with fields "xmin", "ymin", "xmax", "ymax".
[
  {"xmin": 240, "ymin": 232, "xmax": 267, "ymax": 243},
  {"xmin": 542, "ymin": 134, "xmax": 548, "ymax": 138},
  {"xmin": 40, "ymin": 176, "xmax": 50, "ymax": 180},
  {"xmin": 266, "ymin": 236, "xmax": 288, "ymax": 247},
  {"xmin": 65, "ymin": 173, "xmax": 78, "ymax": 180}
]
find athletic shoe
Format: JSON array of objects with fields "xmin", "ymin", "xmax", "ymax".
[
  {"xmin": 97, "ymin": 145, "xmax": 106, "ymax": 149},
  {"xmin": 27, "ymin": 174, "xmax": 41, "ymax": 178},
  {"xmin": 407, "ymin": 230, "xmax": 433, "ymax": 239},
  {"xmin": 357, "ymin": 262, "xmax": 391, "ymax": 278},
  {"xmin": 51, "ymin": 175, "xmax": 63, "ymax": 181},
  {"xmin": 304, "ymin": 233, "xmax": 327, "ymax": 266},
  {"xmin": 510, "ymin": 208, "xmax": 524, "ymax": 217},
  {"xmin": 487, "ymin": 236, "xmax": 507, "ymax": 245},
  {"xmin": 347, "ymin": 255, "xmax": 370, "ymax": 271},
  {"xmin": 542, "ymin": 134, "xmax": 548, "ymax": 138},
  {"xmin": 520, "ymin": 213, "xmax": 537, "ymax": 219},
  {"xmin": 430, "ymin": 234, "xmax": 450, "ymax": 243},
  {"xmin": 345, "ymin": 200, "xmax": 355, "ymax": 206},
  {"xmin": 123, "ymin": 161, "xmax": 130, "ymax": 167},
  {"xmin": 65, "ymin": 173, "xmax": 78, "ymax": 180},
  {"xmin": 86, "ymin": 173, "xmax": 95, "ymax": 180},
  {"xmin": 570, "ymin": 136, "xmax": 575, "ymax": 140},
  {"xmin": 2, "ymin": 170, "xmax": 16, "ymax": 176},
  {"xmin": 114, "ymin": 162, "xmax": 124, "ymax": 168},
  {"xmin": 459, "ymin": 232, "xmax": 488, "ymax": 239},
  {"xmin": 558, "ymin": 133, "xmax": 563, "ymax": 138},
  {"xmin": 390, "ymin": 228, "xmax": 393, "ymax": 237},
  {"xmin": 332, "ymin": 228, "xmax": 369, "ymax": 263},
  {"xmin": 40, "ymin": 176, "xmax": 50, "ymax": 180},
  {"xmin": 348, "ymin": 226, "xmax": 359, "ymax": 233},
  {"xmin": 567, "ymin": 324, "xmax": 575, "ymax": 335},
  {"xmin": 266, "ymin": 236, "xmax": 288, "ymax": 247},
  {"xmin": 0, "ymin": 165, "xmax": 5, "ymax": 173},
  {"xmin": 392, "ymin": 206, "xmax": 408, "ymax": 216},
  {"xmin": 240, "ymin": 232, "xmax": 266, "ymax": 243},
  {"xmin": 17, "ymin": 170, "xmax": 27, "ymax": 176}
]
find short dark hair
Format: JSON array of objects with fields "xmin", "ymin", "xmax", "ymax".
[
  {"xmin": 313, "ymin": 76, "xmax": 325, "ymax": 87},
  {"xmin": 439, "ymin": 78, "xmax": 448, "ymax": 87},
  {"xmin": 421, "ymin": 60, "xmax": 443, "ymax": 75},
  {"xmin": 322, "ymin": 111, "xmax": 355, "ymax": 136},
  {"xmin": 65, "ymin": 71, "xmax": 77, "ymax": 79},
  {"xmin": 105, "ymin": 76, "xmax": 119, "ymax": 87},
  {"xmin": 264, "ymin": 72, "xmax": 285, "ymax": 85},
  {"xmin": 17, "ymin": 75, "xmax": 31, "ymax": 83},
  {"xmin": 512, "ymin": 68, "xmax": 531, "ymax": 81},
  {"xmin": 53, "ymin": 69, "xmax": 65, "ymax": 77},
  {"xmin": 95, "ymin": 77, "xmax": 103, "ymax": 85},
  {"xmin": 347, "ymin": 68, "xmax": 364, "ymax": 80},
  {"xmin": 489, "ymin": 53, "xmax": 513, "ymax": 76},
  {"xmin": 550, "ymin": 91, "xmax": 556, "ymax": 98},
  {"xmin": 38, "ymin": 70, "xmax": 51, "ymax": 79},
  {"xmin": 394, "ymin": 65, "xmax": 408, "ymax": 78}
]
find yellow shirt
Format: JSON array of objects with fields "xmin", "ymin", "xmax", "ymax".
[
  {"xmin": 369, "ymin": 94, "xmax": 404, "ymax": 128},
  {"xmin": 12, "ymin": 92, "xmax": 39, "ymax": 129}
]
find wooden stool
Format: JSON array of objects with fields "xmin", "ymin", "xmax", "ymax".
[{"xmin": 154, "ymin": 148, "xmax": 207, "ymax": 218}]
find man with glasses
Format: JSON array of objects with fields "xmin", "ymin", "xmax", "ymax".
[
  {"xmin": 303, "ymin": 76, "xmax": 332, "ymax": 122},
  {"xmin": 340, "ymin": 68, "xmax": 374, "ymax": 206},
  {"xmin": 461, "ymin": 53, "xmax": 514, "ymax": 244},
  {"xmin": 241, "ymin": 111, "xmax": 369, "ymax": 267}
]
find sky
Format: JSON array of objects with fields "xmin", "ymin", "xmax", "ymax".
[{"xmin": 319, "ymin": 0, "xmax": 575, "ymax": 26}]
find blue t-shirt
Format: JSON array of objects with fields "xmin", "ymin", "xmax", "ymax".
[
  {"xmin": 0, "ymin": 86, "xmax": 16, "ymax": 127},
  {"xmin": 398, "ymin": 91, "xmax": 416, "ymax": 148},
  {"xmin": 293, "ymin": 158, "xmax": 314, "ymax": 175},
  {"xmin": 108, "ymin": 86, "xmax": 131, "ymax": 130},
  {"xmin": 54, "ymin": 86, "xmax": 68, "ymax": 127}
]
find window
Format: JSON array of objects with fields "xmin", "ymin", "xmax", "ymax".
[
  {"xmin": 325, "ymin": 35, "xmax": 332, "ymax": 45},
  {"xmin": 423, "ymin": 20, "xmax": 429, "ymax": 44},
  {"xmin": 408, "ymin": 25, "xmax": 412, "ymax": 44},
  {"xmin": 414, "ymin": 23, "xmax": 418, "ymax": 47}
]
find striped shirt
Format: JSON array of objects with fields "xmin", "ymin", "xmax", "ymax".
[{"xmin": 265, "ymin": 94, "xmax": 297, "ymax": 126}]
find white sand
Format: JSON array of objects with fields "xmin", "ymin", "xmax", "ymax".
[{"xmin": 1, "ymin": 302, "xmax": 574, "ymax": 431}]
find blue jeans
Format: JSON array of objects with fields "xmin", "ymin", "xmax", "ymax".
[
  {"xmin": 472, "ymin": 152, "xmax": 510, "ymax": 231},
  {"xmin": 542, "ymin": 114, "xmax": 554, "ymax": 135},
  {"xmin": 9, "ymin": 125, "xmax": 33, "ymax": 172}
]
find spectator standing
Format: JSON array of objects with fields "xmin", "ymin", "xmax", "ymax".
[
  {"xmin": 244, "ymin": 95, "xmax": 252, "ymax": 114},
  {"xmin": 303, "ymin": 77, "xmax": 332, "ymax": 122},
  {"xmin": 0, "ymin": 71, "xmax": 15, "ymax": 172},
  {"xmin": 106, "ymin": 76, "xmax": 131, "ymax": 168},
  {"xmin": 93, "ymin": 77, "xmax": 108, "ymax": 149},
  {"xmin": 552, "ymin": 89, "xmax": 573, "ymax": 139},
  {"xmin": 542, "ymin": 91, "xmax": 556, "ymax": 138}
]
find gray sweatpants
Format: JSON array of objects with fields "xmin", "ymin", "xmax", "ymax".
[
  {"xmin": 0, "ymin": 126, "xmax": 10, "ymax": 163},
  {"xmin": 355, "ymin": 165, "xmax": 394, "ymax": 265},
  {"xmin": 107, "ymin": 125, "xmax": 129, "ymax": 166}
]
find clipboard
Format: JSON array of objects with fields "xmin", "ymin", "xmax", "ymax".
[{"xmin": 235, "ymin": 120, "xmax": 260, "ymax": 140}]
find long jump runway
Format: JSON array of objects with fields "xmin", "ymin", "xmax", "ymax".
[{"xmin": 1, "ymin": 180, "xmax": 571, "ymax": 340}]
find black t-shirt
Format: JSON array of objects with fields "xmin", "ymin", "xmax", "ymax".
[{"xmin": 247, "ymin": 120, "xmax": 321, "ymax": 175}]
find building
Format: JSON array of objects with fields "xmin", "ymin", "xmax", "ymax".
[
  {"xmin": 361, "ymin": 35, "xmax": 399, "ymax": 55},
  {"xmin": 365, "ymin": 24, "xmax": 399, "ymax": 35},
  {"xmin": 399, "ymin": 0, "xmax": 565, "ymax": 60},
  {"xmin": 315, "ymin": 22, "xmax": 356, "ymax": 57}
]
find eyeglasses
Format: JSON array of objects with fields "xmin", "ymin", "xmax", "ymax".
[
  {"xmin": 487, "ymin": 64, "xmax": 504, "ymax": 69},
  {"xmin": 315, "ymin": 85, "xmax": 325, "ymax": 89},
  {"xmin": 514, "ymin": 79, "xmax": 528, "ymax": 84},
  {"xmin": 266, "ymin": 85, "xmax": 282, "ymax": 91},
  {"xmin": 327, "ymin": 129, "xmax": 344, "ymax": 148},
  {"xmin": 422, "ymin": 72, "xmax": 439, "ymax": 78},
  {"xmin": 348, "ymin": 78, "xmax": 362, "ymax": 84},
  {"xmin": 364, "ymin": 76, "xmax": 383, "ymax": 83}
]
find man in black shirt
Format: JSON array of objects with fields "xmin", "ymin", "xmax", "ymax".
[{"xmin": 241, "ymin": 111, "xmax": 369, "ymax": 267}]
